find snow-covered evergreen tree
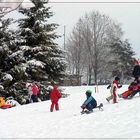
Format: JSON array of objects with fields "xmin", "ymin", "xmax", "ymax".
[
  {"xmin": 0, "ymin": 0, "xmax": 66, "ymax": 103},
  {"xmin": 109, "ymin": 39, "xmax": 135, "ymax": 81},
  {"xmin": 0, "ymin": 19, "xmax": 16, "ymax": 74},
  {"xmin": 17, "ymin": 0, "xmax": 66, "ymax": 81},
  {"xmin": 0, "ymin": 18, "xmax": 20, "ymax": 98}
]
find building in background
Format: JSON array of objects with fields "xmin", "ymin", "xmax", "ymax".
[{"xmin": 63, "ymin": 74, "xmax": 82, "ymax": 86}]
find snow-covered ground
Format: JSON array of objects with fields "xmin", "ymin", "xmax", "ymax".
[{"xmin": 1, "ymin": 85, "xmax": 140, "ymax": 139}]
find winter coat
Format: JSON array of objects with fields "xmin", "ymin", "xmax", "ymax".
[
  {"xmin": 132, "ymin": 65, "xmax": 140, "ymax": 79},
  {"xmin": 82, "ymin": 96, "xmax": 97, "ymax": 108},
  {"xmin": 110, "ymin": 80, "xmax": 121, "ymax": 95},
  {"xmin": 32, "ymin": 84, "xmax": 38, "ymax": 96},
  {"xmin": 50, "ymin": 86, "xmax": 61, "ymax": 102},
  {"xmin": 27, "ymin": 84, "xmax": 38, "ymax": 96},
  {"xmin": 128, "ymin": 80, "xmax": 140, "ymax": 91}
]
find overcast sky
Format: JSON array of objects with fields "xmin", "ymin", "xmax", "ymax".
[
  {"xmin": 4, "ymin": 0, "xmax": 140, "ymax": 58},
  {"xmin": 49, "ymin": 1, "xmax": 140, "ymax": 58}
]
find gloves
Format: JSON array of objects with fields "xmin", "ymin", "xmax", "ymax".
[
  {"xmin": 107, "ymin": 84, "xmax": 111, "ymax": 89},
  {"xmin": 118, "ymin": 85, "xmax": 122, "ymax": 88}
]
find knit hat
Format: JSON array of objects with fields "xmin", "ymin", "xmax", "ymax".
[
  {"xmin": 115, "ymin": 76, "xmax": 120, "ymax": 81},
  {"xmin": 86, "ymin": 90, "xmax": 92, "ymax": 96}
]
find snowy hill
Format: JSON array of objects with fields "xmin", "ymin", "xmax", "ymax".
[{"xmin": 1, "ymin": 85, "xmax": 140, "ymax": 139}]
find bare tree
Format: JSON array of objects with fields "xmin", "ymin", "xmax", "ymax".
[
  {"xmin": 0, "ymin": 0, "xmax": 35, "ymax": 17},
  {"xmin": 66, "ymin": 19, "xmax": 87, "ymax": 77},
  {"xmin": 66, "ymin": 11, "xmax": 130, "ymax": 85}
]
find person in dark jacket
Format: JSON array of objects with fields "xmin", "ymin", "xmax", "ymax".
[
  {"xmin": 81, "ymin": 90, "xmax": 97, "ymax": 114},
  {"xmin": 132, "ymin": 60, "xmax": 140, "ymax": 80}
]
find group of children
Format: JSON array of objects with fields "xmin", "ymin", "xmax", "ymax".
[
  {"xmin": 1, "ymin": 60, "xmax": 140, "ymax": 113},
  {"xmin": 26, "ymin": 81, "xmax": 100, "ymax": 114},
  {"xmin": 26, "ymin": 81, "xmax": 61, "ymax": 112},
  {"xmin": 105, "ymin": 60, "xmax": 140, "ymax": 104},
  {"xmin": 26, "ymin": 83, "xmax": 39, "ymax": 103},
  {"xmin": 80, "ymin": 77, "xmax": 122, "ymax": 114},
  {"xmin": 105, "ymin": 61, "xmax": 140, "ymax": 104},
  {"xmin": 81, "ymin": 60, "xmax": 140, "ymax": 114},
  {"xmin": 80, "ymin": 76, "xmax": 140, "ymax": 114}
]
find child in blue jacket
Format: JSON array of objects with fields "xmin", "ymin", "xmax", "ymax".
[{"xmin": 81, "ymin": 90, "xmax": 97, "ymax": 114}]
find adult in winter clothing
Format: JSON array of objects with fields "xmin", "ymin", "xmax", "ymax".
[
  {"xmin": 106, "ymin": 77, "xmax": 122, "ymax": 103},
  {"xmin": 26, "ymin": 83, "xmax": 39, "ymax": 103},
  {"xmin": 132, "ymin": 60, "xmax": 140, "ymax": 80},
  {"xmin": 81, "ymin": 90, "xmax": 97, "ymax": 113},
  {"xmin": 50, "ymin": 82, "xmax": 61, "ymax": 112}
]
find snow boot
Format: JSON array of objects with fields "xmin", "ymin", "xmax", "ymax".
[
  {"xmin": 118, "ymin": 94, "xmax": 122, "ymax": 98},
  {"xmin": 127, "ymin": 95, "xmax": 133, "ymax": 99},
  {"xmin": 96, "ymin": 103, "xmax": 103, "ymax": 110},
  {"xmin": 106, "ymin": 95, "xmax": 113, "ymax": 102},
  {"xmin": 106, "ymin": 98, "xmax": 110, "ymax": 102}
]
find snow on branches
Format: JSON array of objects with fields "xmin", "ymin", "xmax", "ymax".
[{"xmin": 27, "ymin": 59, "xmax": 45, "ymax": 68}]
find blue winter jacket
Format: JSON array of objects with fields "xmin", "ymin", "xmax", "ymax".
[{"xmin": 82, "ymin": 96, "xmax": 97, "ymax": 108}]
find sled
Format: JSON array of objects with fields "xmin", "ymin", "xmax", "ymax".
[
  {"xmin": 80, "ymin": 103, "xmax": 104, "ymax": 114},
  {"xmin": 96, "ymin": 103, "xmax": 103, "ymax": 111},
  {"xmin": 1, "ymin": 104, "xmax": 12, "ymax": 109},
  {"xmin": 121, "ymin": 90, "xmax": 133, "ymax": 99}
]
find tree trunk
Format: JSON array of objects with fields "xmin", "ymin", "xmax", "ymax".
[
  {"xmin": 88, "ymin": 65, "xmax": 92, "ymax": 85},
  {"xmin": 94, "ymin": 69, "xmax": 97, "ymax": 85}
]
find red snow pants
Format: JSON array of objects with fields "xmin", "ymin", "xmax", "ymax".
[
  {"xmin": 113, "ymin": 86, "xmax": 117, "ymax": 104},
  {"xmin": 50, "ymin": 101, "xmax": 59, "ymax": 111},
  {"xmin": 113, "ymin": 91, "xmax": 117, "ymax": 103}
]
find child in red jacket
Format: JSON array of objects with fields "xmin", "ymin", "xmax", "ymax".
[
  {"xmin": 50, "ymin": 82, "xmax": 61, "ymax": 112},
  {"xmin": 106, "ymin": 77, "xmax": 122, "ymax": 103}
]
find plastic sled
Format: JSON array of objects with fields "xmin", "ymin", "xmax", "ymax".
[
  {"xmin": 1, "ymin": 104, "xmax": 12, "ymax": 109},
  {"xmin": 122, "ymin": 90, "xmax": 133, "ymax": 99}
]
